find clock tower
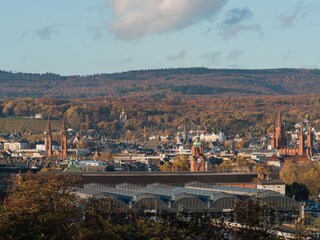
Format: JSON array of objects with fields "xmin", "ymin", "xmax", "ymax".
[{"xmin": 190, "ymin": 132, "xmax": 206, "ymax": 172}]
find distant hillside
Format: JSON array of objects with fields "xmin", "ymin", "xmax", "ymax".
[{"xmin": 1, "ymin": 68, "xmax": 320, "ymax": 98}]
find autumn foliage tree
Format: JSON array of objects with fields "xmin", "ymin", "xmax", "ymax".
[
  {"xmin": 0, "ymin": 172, "xmax": 82, "ymax": 240},
  {"xmin": 160, "ymin": 155, "xmax": 190, "ymax": 172},
  {"xmin": 280, "ymin": 160, "xmax": 320, "ymax": 196}
]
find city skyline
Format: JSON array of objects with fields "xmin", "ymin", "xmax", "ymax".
[{"xmin": 1, "ymin": 0, "xmax": 319, "ymax": 75}]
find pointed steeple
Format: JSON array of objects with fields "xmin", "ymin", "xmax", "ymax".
[
  {"xmin": 47, "ymin": 116, "xmax": 52, "ymax": 134},
  {"xmin": 61, "ymin": 116, "xmax": 68, "ymax": 158},
  {"xmin": 307, "ymin": 116, "xmax": 313, "ymax": 157},
  {"xmin": 275, "ymin": 110, "xmax": 286, "ymax": 149},
  {"xmin": 298, "ymin": 121, "xmax": 305, "ymax": 156},
  {"xmin": 62, "ymin": 117, "xmax": 66, "ymax": 133},
  {"xmin": 46, "ymin": 116, "xmax": 53, "ymax": 157},
  {"xmin": 277, "ymin": 110, "xmax": 282, "ymax": 127}
]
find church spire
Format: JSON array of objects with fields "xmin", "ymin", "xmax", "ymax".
[
  {"xmin": 275, "ymin": 110, "xmax": 286, "ymax": 149},
  {"xmin": 277, "ymin": 110, "xmax": 282, "ymax": 127},
  {"xmin": 307, "ymin": 117, "xmax": 313, "ymax": 157},
  {"xmin": 298, "ymin": 121, "xmax": 305, "ymax": 156},
  {"xmin": 61, "ymin": 116, "xmax": 67, "ymax": 158},
  {"xmin": 46, "ymin": 116, "xmax": 53, "ymax": 157}
]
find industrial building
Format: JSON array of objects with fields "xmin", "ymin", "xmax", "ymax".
[{"xmin": 73, "ymin": 181, "xmax": 300, "ymax": 218}]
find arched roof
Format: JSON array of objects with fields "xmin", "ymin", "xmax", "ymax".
[
  {"xmin": 171, "ymin": 196, "xmax": 208, "ymax": 212},
  {"xmin": 260, "ymin": 195, "xmax": 300, "ymax": 210},
  {"xmin": 132, "ymin": 197, "xmax": 169, "ymax": 211},
  {"xmin": 211, "ymin": 196, "xmax": 238, "ymax": 211},
  {"xmin": 98, "ymin": 195, "xmax": 129, "ymax": 211},
  {"xmin": 74, "ymin": 182, "xmax": 300, "ymax": 213}
]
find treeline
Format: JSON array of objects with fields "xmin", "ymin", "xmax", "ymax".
[
  {"xmin": 1, "ymin": 68, "xmax": 320, "ymax": 98},
  {"xmin": 0, "ymin": 94, "xmax": 319, "ymax": 139}
]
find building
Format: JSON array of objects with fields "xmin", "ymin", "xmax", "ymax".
[
  {"xmin": 271, "ymin": 111, "xmax": 287, "ymax": 149},
  {"xmin": 61, "ymin": 117, "xmax": 68, "ymax": 158},
  {"xmin": 45, "ymin": 116, "xmax": 53, "ymax": 157},
  {"xmin": 36, "ymin": 141, "xmax": 58, "ymax": 152},
  {"xmin": 256, "ymin": 179, "xmax": 285, "ymax": 195},
  {"xmin": 113, "ymin": 153, "xmax": 163, "ymax": 165},
  {"xmin": 72, "ymin": 181, "xmax": 299, "ymax": 220},
  {"xmin": 271, "ymin": 111, "xmax": 313, "ymax": 158},
  {"xmin": 4, "ymin": 141, "xmax": 28, "ymax": 151},
  {"xmin": 190, "ymin": 133, "xmax": 206, "ymax": 172},
  {"xmin": 200, "ymin": 132, "xmax": 226, "ymax": 144}
]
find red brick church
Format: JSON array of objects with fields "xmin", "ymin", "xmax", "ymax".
[{"xmin": 271, "ymin": 111, "xmax": 313, "ymax": 158}]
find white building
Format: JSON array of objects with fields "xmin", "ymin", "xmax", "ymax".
[
  {"xmin": 36, "ymin": 144, "xmax": 58, "ymax": 151},
  {"xmin": 4, "ymin": 141, "xmax": 28, "ymax": 151},
  {"xmin": 256, "ymin": 179, "xmax": 285, "ymax": 195},
  {"xmin": 200, "ymin": 132, "xmax": 226, "ymax": 144},
  {"xmin": 113, "ymin": 153, "xmax": 163, "ymax": 164},
  {"xmin": 12, "ymin": 149, "xmax": 44, "ymax": 158},
  {"xmin": 77, "ymin": 160, "xmax": 108, "ymax": 166}
]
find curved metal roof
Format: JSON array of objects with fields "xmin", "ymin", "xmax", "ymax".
[{"xmin": 73, "ymin": 182, "xmax": 299, "ymax": 213}]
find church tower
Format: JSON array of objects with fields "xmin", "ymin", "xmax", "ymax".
[
  {"xmin": 307, "ymin": 118, "xmax": 313, "ymax": 157},
  {"xmin": 298, "ymin": 122, "xmax": 305, "ymax": 156},
  {"xmin": 275, "ymin": 110, "xmax": 286, "ymax": 149},
  {"xmin": 45, "ymin": 116, "xmax": 53, "ymax": 157},
  {"xmin": 190, "ymin": 132, "xmax": 205, "ymax": 172},
  {"xmin": 61, "ymin": 117, "xmax": 68, "ymax": 158}
]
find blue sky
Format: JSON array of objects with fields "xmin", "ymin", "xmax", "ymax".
[{"xmin": 1, "ymin": 0, "xmax": 319, "ymax": 75}]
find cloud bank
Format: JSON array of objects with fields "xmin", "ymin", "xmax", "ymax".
[{"xmin": 106, "ymin": 0, "xmax": 228, "ymax": 40}]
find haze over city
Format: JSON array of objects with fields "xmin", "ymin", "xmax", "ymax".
[{"xmin": 1, "ymin": 0, "xmax": 320, "ymax": 75}]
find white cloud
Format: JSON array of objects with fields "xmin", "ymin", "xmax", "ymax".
[{"xmin": 106, "ymin": 0, "xmax": 228, "ymax": 40}]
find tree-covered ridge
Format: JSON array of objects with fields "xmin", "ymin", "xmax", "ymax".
[
  {"xmin": 0, "ymin": 68, "xmax": 320, "ymax": 98},
  {"xmin": 0, "ymin": 94, "xmax": 319, "ymax": 139}
]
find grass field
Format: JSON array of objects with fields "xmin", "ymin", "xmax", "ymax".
[{"xmin": 0, "ymin": 118, "xmax": 62, "ymax": 133}]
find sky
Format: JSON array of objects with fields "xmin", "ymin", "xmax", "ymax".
[{"xmin": 1, "ymin": 0, "xmax": 320, "ymax": 75}]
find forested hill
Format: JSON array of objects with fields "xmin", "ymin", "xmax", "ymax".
[{"xmin": 0, "ymin": 68, "xmax": 319, "ymax": 98}]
